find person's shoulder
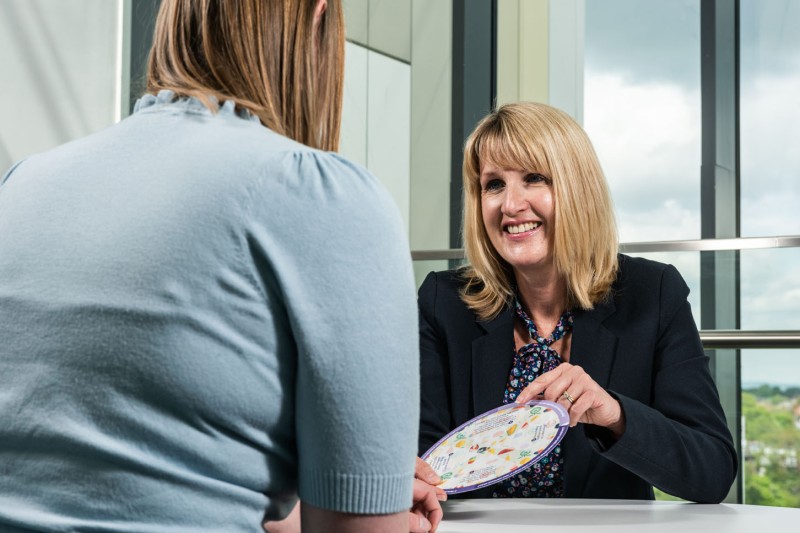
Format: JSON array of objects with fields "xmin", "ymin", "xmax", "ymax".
[
  {"xmin": 420, "ymin": 269, "xmax": 468, "ymax": 294},
  {"xmin": 616, "ymin": 254, "xmax": 682, "ymax": 284},
  {"xmin": 298, "ymin": 150, "xmax": 384, "ymax": 194},
  {"xmin": 617, "ymin": 253, "xmax": 665, "ymax": 275},
  {"xmin": 614, "ymin": 254, "xmax": 689, "ymax": 301},
  {"xmin": 1, "ymin": 158, "xmax": 28, "ymax": 186},
  {"xmin": 418, "ymin": 268, "xmax": 473, "ymax": 313}
]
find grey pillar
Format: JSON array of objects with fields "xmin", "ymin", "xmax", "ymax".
[
  {"xmin": 700, "ymin": 0, "xmax": 741, "ymax": 503},
  {"xmin": 450, "ymin": 0, "xmax": 496, "ymax": 250},
  {"xmin": 127, "ymin": 0, "xmax": 161, "ymax": 115}
]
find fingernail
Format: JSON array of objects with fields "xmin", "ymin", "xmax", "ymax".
[
  {"xmin": 437, "ymin": 489, "xmax": 448, "ymax": 501},
  {"xmin": 420, "ymin": 516, "xmax": 431, "ymax": 531}
]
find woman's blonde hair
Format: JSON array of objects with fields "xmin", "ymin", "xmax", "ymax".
[
  {"xmin": 461, "ymin": 102, "xmax": 618, "ymax": 321},
  {"xmin": 147, "ymin": 0, "xmax": 345, "ymax": 152}
]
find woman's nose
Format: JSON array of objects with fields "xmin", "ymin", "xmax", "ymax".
[{"xmin": 501, "ymin": 183, "xmax": 527, "ymax": 215}]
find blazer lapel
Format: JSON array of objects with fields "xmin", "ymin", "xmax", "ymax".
[
  {"xmin": 564, "ymin": 297, "xmax": 619, "ymax": 497},
  {"xmin": 569, "ymin": 298, "xmax": 618, "ymax": 387},
  {"xmin": 471, "ymin": 309, "xmax": 515, "ymax": 416}
]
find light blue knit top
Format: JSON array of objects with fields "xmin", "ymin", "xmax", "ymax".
[{"xmin": 0, "ymin": 91, "xmax": 419, "ymax": 532}]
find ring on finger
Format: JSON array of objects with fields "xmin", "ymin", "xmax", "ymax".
[{"xmin": 561, "ymin": 390, "xmax": 576, "ymax": 404}]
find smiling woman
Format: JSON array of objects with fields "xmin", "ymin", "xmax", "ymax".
[
  {"xmin": 461, "ymin": 102, "xmax": 618, "ymax": 321},
  {"xmin": 416, "ymin": 101, "xmax": 738, "ymax": 504}
]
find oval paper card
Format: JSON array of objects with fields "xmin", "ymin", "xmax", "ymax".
[{"xmin": 421, "ymin": 401, "xmax": 569, "ymax": 494}]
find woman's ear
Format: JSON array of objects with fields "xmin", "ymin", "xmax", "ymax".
[{"xmin": 314, "ymin": 0, "xmax": 328, "ymax": 25}]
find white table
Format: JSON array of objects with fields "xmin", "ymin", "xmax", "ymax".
[{"xmin": 436, "ymin": 498, "xmax": 800, "ymax": 532}]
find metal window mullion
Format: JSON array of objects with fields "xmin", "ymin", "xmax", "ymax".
[{"xmin": 700, "ymin": 0, "xmax": 741, "ymax": 504}]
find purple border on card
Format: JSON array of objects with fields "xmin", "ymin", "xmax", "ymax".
[{"xmin": 420, "ymin": 400, "xmax": 569, "ymax": 494}]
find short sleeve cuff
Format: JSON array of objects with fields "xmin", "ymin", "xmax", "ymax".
[{"xmin": 300, "ymin": 470, "xmax": 413, "ymax": 514}]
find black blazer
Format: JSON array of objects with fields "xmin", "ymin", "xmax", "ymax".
[{"xmin": 418, "ymin": 255, "xmax": 737, "ymax": 502}]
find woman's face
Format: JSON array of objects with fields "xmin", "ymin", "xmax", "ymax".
[{"xmin": 479, "ymin": 162, "xmax": 555, "ymax": 274}]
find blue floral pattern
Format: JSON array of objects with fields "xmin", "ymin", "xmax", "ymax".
[{"xmin": 492, "ymin": 298, "xmax": 573, "ymax": 498}]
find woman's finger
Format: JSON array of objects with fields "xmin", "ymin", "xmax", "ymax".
[
  {"xmin": 415, "ymin": 457, "xmax": 442, "ymax": 485},
  {"xmin": 515, "ymin": 364, "xmax": 569, "ymax": 403},
  {"xmin": 411, "ymin": 479, "xmax": 443, "ymax": 532},
  {"xmin": 566, "ymin": 389, "xmax": 594, "ymax": 427},
  {"xmin": 408, "ymin": 510, "xmax": 432, "ymax": 533},
  {"xmin": 415, "ymin": 458, "xmax": 447, "ymax": 501}
]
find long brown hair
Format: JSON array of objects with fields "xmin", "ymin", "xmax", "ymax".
[
  {"xmin": 146, "ymin": 0, "xmax": 345, "ymax": 152},
  {"xmin": 461, "ymin": 103, "xmax": 619, "ymax": 320}
]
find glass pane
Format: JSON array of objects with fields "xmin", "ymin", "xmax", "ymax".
[
  {"xmin": 742, "ymin": 355, "xmax": 800, "ymax": 508},
  {"xmin": 740, "ymin": 247, "xmax": 800, "ymax": 507},
  {"xmin": 584, "ymin": 0, "xmax": 701, "ymax": 242},
  {"xmin": 740, "ymin": 0, "xmax": 800, "ymax": 238},
  {"xmin": 741, "ymin": 248, "xmax": 800, "ymax": 332}
]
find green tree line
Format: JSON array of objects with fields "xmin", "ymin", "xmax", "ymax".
[{"xmin": 742, "ymin": 389, "xmax": 800, "ymax": 507}]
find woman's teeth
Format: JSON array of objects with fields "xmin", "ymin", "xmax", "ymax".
[{"xmin": 506, "ymin": 222, "xmax": 540, "ymax": 234}]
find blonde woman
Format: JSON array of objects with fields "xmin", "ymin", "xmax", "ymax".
[
  {"xmin": 418, "ymin": 102, "xmax": 736, "ymax": 502},
  {"xmin": 0, "ymin": 1, "xmax": 439, "ymax": 532}
]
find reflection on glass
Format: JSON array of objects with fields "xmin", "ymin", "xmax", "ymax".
[
  {"xmin": 740, "ymin": 0, "xmax": 800, "ymax": 238},
  {"xmin": 584, "ymin": 0, "xmax": 701, "ymax": 242}
]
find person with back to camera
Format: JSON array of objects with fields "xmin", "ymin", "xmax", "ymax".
[
  {"xmin": 414, "ymin": 102, "xmax": 737, "ymax": 502},
  {"xmin": 0, "ymin": 0, "xmax": 442, "ymax": 531}
]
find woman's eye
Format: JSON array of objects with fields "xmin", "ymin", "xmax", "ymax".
[
  {"xmin": 525, "ymin": 173, "xmax": 549, "ymax": 185},
  {"xmin": 483, "ymin": 179, "xmax": 504, "ymax": 192}
]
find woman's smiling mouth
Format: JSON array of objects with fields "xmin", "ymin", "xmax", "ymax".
[{"xmin": 504, "ymin": 221, "xmax": 542, "ymax": 234}]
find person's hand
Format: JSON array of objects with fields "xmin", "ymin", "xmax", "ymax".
[
  {"xmin": 414, "ymin": 457, "xmax": 447, "ymax": 501},
  {"xmin": 515, "ymin": 362, "xmax": 626, "ymax": 438},
  {"xmin": 409, "ymin": 479, "xmax": 443, "ymax": 533},
  {"xmin": 409, "ymin": 457, "xmax": 445, "ymax": 533}
]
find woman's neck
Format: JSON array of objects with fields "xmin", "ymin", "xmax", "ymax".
[{"xmin": 513, "ymin": 266, "xmax": 568, "ymax": 326}]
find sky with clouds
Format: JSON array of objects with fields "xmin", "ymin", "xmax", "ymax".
[{"xmin": 583, "ymin": 0, "xmax": 800, "ymax": 387}]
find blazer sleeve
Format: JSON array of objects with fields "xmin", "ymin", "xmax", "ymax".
[
  {"xmin": 417, "ymin": 272, "xmax": 455, "ymax": 456},
  {"xmin": 587, "ymin": 264, "xmax": 738, "ymax": 503}
]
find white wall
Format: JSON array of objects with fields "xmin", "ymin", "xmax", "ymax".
[{"xmin": 0, "ymin": 0, "xmax": 121, "ymax": 170}]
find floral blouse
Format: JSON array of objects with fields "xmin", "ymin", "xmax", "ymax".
[{"xmin": 492, "ymin": 299, "xmax": 573, "ymax": 498}]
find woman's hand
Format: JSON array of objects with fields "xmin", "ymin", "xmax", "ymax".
[
  {"xmin": 410, "ymin": 457, "xmax": 446, "ymax": 533},
  {"xmin": 515, "ymin": 362, "xmax": 626, "ymax": 438}
]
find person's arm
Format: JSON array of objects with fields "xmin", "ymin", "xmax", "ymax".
[
  {"xmin": 417, "ymin": 272, "xmax": 455, "ymax": 456},
  {"xmin": 249, "ymin": 151, "xmax": 419, "ymax": 525},
  {"xmin": 302, "ymin": 504, "xmax": 407, "ymax": 533},
  {"xmin": 265, "ymin": 503, "xmax": 408, "ymax": 533},
  {"xmin": 519, "ymin": 264, "xmax": 736, "ymax": 502},
  {"xmin": 265, "ymin": 474, "xmax": 443, "ymax": 533},
  {"xmin": 589, "ymin": 265, "xmax": 737, "ymax": 502}
]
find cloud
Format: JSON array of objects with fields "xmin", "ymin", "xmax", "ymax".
[
  {"xmin": 740, "ymin": 73, "xmax": 800, "ymax": 237},
  {"xmin": 584, "ymin": 71, "xmax": 701, "ymax": 242},
  {"xmin": 741, "ymin": 248, "xmax": 800, "ymax": 329},
  {"xmin": 585, "ymin": 0, "xmax": 700, "ymax": 89}
]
